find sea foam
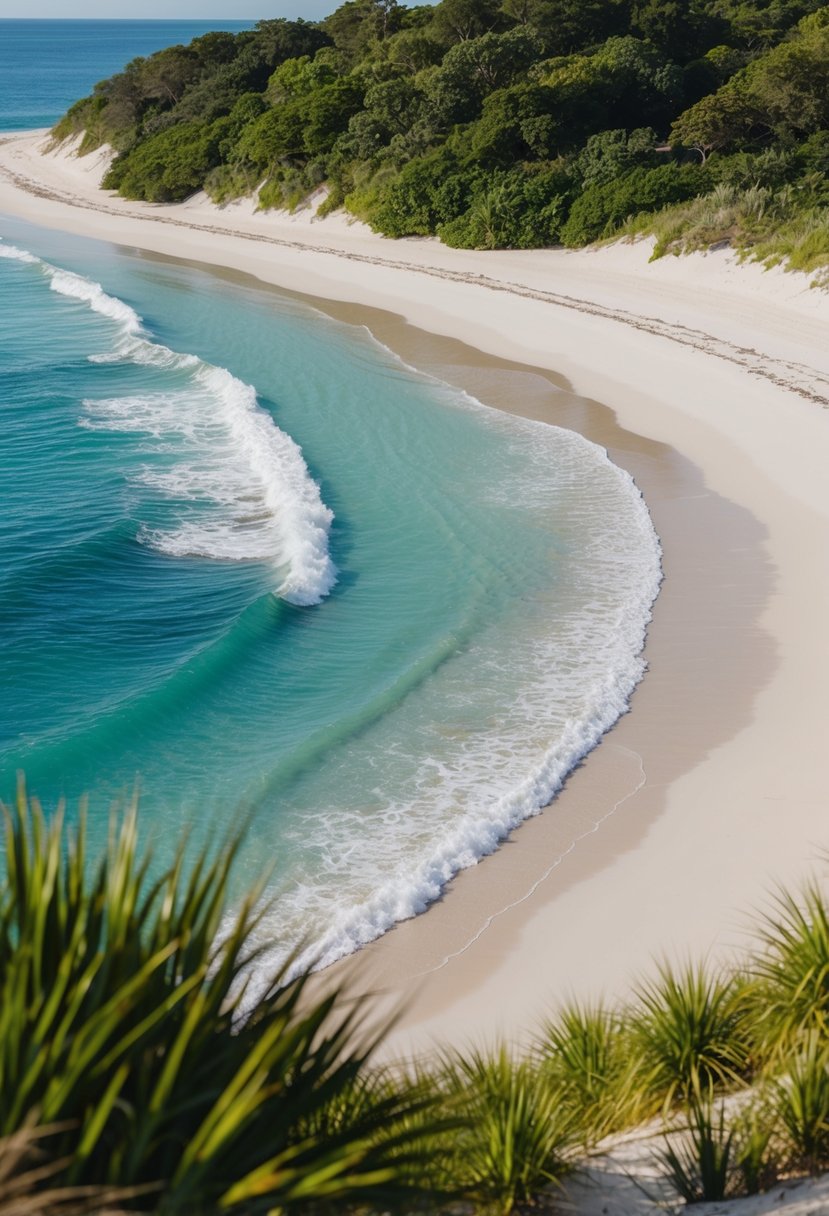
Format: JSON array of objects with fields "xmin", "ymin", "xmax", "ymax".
[
  {"xmin": 0, "ymin": 239, "xmax": 336, "ymax": 606},
  {"xmin": 238, "ymin": 368, "xmax": 664, "ymax": 982}
]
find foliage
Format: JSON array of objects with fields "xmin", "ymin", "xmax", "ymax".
[
  {"xmin": 439, "ymin": 163, "xmax": 571, "ymax": 248},
  {"xmin": 538, "ymin": 1001, "xmax": 642, "ymax": 1144},
  {"xmin": 428, "ymin": 1047, "xmax": 574, "ymax": 1214},
  {"xmin": 0, "ymin": 786, "xmax": 439, "ymax": 1213},
  {"xmin": 750, "ymin": 881, "xmax": 829, "ymax": 1060},
  {"xmin": 657, "ymin": 1080, "xmax": 737, "ymax": 1203},
  {"xmin": 0, "ymin": 1124, "xmax": 135, "ymax": 1215},
  {"xmin": 773, "ymin": 1033, "xmax": 829, "ymax": 1173},
  {"xmin": 1, "ymin": 772, "xmax": 829, "ymax": 1209},
  {"xmin": 627, "ymin": 960, "xmax": 752, "ymax": 1109},
  {"xmin": 49, "ymin": 0, "xmax": 829, "ymax": 266},
  {"xmin": 561, "ymin": 162, "xmax": 709, "ymax": 245}
]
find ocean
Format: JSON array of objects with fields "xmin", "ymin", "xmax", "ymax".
[
  {"xmin": 0, "ymin": 20, "xmax": 254, "ymax": 131},
  {"xmin": 0, "ymin": 23, "xmax": 661, "ymax": 967}
]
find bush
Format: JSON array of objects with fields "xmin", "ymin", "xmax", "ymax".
[
  {"xmin": 359, "ymin": 148, "xmax": 483, "ymax": 236},
  {"xmin": 657, "ymin": 1083, "xmax": 737, "ymax": 1203},
  {"xmin": 0, "ymin": 787, "xmax": 437, "ymax": 1213},
  {"xmin": 774, "ymin": 1033, "xmax": 829, "ymax": 1173},
  {"xmin": 628, "ymin": 961, "xmax": 752, "ymax": 1109},
  {"xmin": 429, "ymin": 1047, "xmax": 574, "ymax": 1215},
  {"xmin": 750, "ymin": 881, "xmax": 829, "ymax": 1060},
  {"xmin": 538, "ymin": 1001, "xmax": 641, "ymax": 1144},
  {"xmin": 560, "ymin": 162, "xmax": 710, "ymax": 246},
  {"xmin": 104, "ymin": 119, "xmax": 231, "ymax": 202},
  {"xmin": 439, "ymin": 163, "xmax": 571, "ymax": 249}
]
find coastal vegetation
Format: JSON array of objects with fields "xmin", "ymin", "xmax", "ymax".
[
  {"xmin": 2, "ymin": 786, "xmax": 829, "ymax": 1212},
  {"xmin": 52, "ymin": 0, "xmax": 829, "ymax": 270}
]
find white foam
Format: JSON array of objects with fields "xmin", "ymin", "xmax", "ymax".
[
  {"xmin": 49, "ymin": 268, "xmax": 143, "ymax": 333},
  {"xmin": 239, "ymin": 403, "xmax": 663, "ymax": 983},
  {"xmin": 1, "ymin": 240, "xmax": 336, "ymax": 606},
  {"xmin": 0, "ymin": 241, "xmax": 39, "ymax": 264}
]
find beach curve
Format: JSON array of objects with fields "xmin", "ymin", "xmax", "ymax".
[{"xmin": 1, "ymin": 129, "xmax": 828, "ymax": 1051}]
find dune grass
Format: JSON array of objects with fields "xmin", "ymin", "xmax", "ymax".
[
  {"xmin": 0, "ymin": 783, "xmax": 828, "ymax": 1212},
  {"xmin": 628, "ymin": 961, "xmax": 753, "ymax": 1110},
  {"xmin": 617, "ymin": 186, "xmax": 829, "ymax": 281}
]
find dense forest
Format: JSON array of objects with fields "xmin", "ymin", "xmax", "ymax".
[{"xmin": 54, "ymin": 0, "xmax": 829, "ymax": 266}]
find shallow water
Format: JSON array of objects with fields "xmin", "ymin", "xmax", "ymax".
[{"xmin": 0, "ymin": 215, "xmax": 661, "ymax": 966}]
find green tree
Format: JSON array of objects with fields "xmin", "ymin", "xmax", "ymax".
[
  {"xmin": 576, "ymin": 126, "xmax": 657, "ymax": 186},
  {"xmin": 631, "ymin": 0, "xmax": 728, "ymax": 63},
  {"xmin": 425, "ymin": 27, "xmax": 542, "ymax": 127},
  {"xmin": 431, "ymin": 0, "xmax": 507, "ymax": 42},
  {"xmin": 304, "ymin": 76, "xmax": 366, "ymax": 155},
  {"xmin": 501, "ymin": 0, "xmax": 631, "ymax": 55},
  {"xmin": 324, "ymin": 0, "xmax": 404, "ymax": 61}
]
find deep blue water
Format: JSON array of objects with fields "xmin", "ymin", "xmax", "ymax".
[{"xmin": 0, "ymin": 20, "xmax": 254, "ymax": 131}]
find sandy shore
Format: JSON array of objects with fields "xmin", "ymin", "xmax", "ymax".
[{"xmin": 1, "ymin": 130, "xmax": 828, "ymax": 1054}]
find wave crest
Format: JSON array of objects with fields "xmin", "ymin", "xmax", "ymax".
[{"xmin": 1, "ymin": 238, "xmax": 336, "ymax": 606}]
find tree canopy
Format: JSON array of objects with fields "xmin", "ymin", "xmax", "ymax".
[{"xmin": 53, "ymin": 1, "xmax": 829, "ymax": 257}]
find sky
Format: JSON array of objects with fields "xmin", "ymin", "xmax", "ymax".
[{"xmin": 0, "ymin": 1, "xmax": 339, "ymax": 17}]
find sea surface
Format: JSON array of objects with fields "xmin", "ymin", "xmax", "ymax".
[
  {"xmin": 0, "ymin": 20, "xmax": 254, "ymax": 132},
  {"xmin": 0, "ymin": 24, "xmax": 662, "ymax": 968}
]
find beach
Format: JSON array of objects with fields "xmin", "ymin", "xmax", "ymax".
[{"xmin": 1, "ymin": 129, "xmax": 828, "ymax": 1053}]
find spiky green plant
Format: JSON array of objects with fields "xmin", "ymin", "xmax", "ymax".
[
  {"xmin": 773, "ymin": 1032, "xmax": 829, "ymax": 1174},
  {"xmin": 731, "ymin": 1096, "xmax": 780, "ymax": 1196},
  {"xmin": 0, "ymin": 1123, "xmax": 137, "ymax": 1215},
  {"xmin": 629, "ymin": 961, "xmax": 752, "ymax": 1109},
  {"xmin": 749, "ymin": 881, "xmax": 829, "ymax": 1060},
  {"xmin": 0, "ymin": 784, "xmax": 439, "ymax": 1214},
  {"xmin": 656, "ymin": 1078, "xmax": 736, "ymax": 1203},
  {"xmin": 538, "ymin": 1001, "xmax": 641, "ymax": 1144},
  {"xmin": 429, "ymin": 1046, "xmax": 574, "ymax": 1215}
]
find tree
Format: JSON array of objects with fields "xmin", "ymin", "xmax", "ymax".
[
  {"xmin": 303, "ymin": 77, "xmax": 366, "ymax": 155},
  {"xmin": 431, "ymin": 0, "xmax": 507, "ymax": 42},
  {"xmin": 670, "ymin": 12, "xmax": 829, "ymax": 157},
  {"xmin": 425, "ymin": 28, "xmax": 541, "ymax": 127},
  {"xmin": 324, "ymin": 0, "xmax": 403, "ymax": 61},
  {"xmin": 139, "ymin": 45, "xmax": 201, "ymax": 107},
  {"xmin": 631, "ymin": 0, "xmax": 728, "ymax": 63},
  {"xmin": 252, "ymin": 17, "xmax": 332, "ymax": 69},
  {"xmin": 235, "ymin": 103, "xmax": 306, "ymax": 171},
  {"xmin": 576, "ymin": 126, "xmax": 658, "ymax": 186},
  {"xmin": 501, "ymin": 0, "xmax": 631, "ymax": 55},
  {"xmin": 466, "ymin": 82, "xmax": 557, "ymax": 164},
  {"xmin": 670, "ymin": 86, "xmax": 754, "ymax": 159}
]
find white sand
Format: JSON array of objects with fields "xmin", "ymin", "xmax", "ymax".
[{"xmin": 1, "ymin": 130, "xmax": 829, "ymax": 1057}]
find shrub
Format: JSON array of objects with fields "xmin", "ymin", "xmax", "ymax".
[
  {"xmin": 0, "ymin": 786, "xmax": 437, "ymax": 1213},
  {"xmin": 537, "ymin": 1001, "xmax": 640, "ymax": 1144},
  {"xmin": 629, "ymin": 961, "xmax": 752, "ymax": 1109},
  {"xmin": 560, "ymin": 163, "xmax": 710, "ymax": 246},
  {"xmin": 773, "ymin": 1033, "xmax": 829, "ymax": 1173},
  {"xmin": 657, "ymin": 1082, "xmax": 736, "ymax": 1203},
  {"xmin": 104, "ymin": 119, "xmax": 231, "ymax": 202},
  {"xmin": 439, "ymin": 163, "xmax": 571, "ymax": 248},
  {"xmin": 749, "ymin": 881, "xmax": 829, "ymax": 1060},
  {"xmin": 430, "ymin": 1047, "xmax": 574, "ymax": 1214}
]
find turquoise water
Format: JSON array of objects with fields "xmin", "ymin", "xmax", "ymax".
[
  {"xmin": 0, "ymin": 214, "xmax": 661, "ymax": 965},
  {"xmin": 0, "ymin": 21, "xmax": 255, "ymax": 132}
]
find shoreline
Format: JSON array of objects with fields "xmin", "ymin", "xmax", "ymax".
[{"xmin": 1, "ymin": 130, "xmax": 828, "ymax": 1050}]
